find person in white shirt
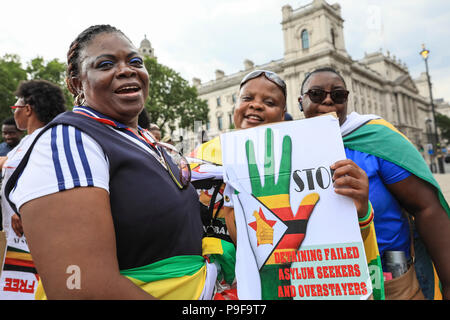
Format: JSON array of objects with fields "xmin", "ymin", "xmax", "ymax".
[{"xmin": 1, "ymin": 79, "xmax": 66, "ymax": 237}]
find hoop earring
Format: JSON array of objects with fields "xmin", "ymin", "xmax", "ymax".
[{"xmin": 75, "ymin": 92, "xmax": 86, "ymax": 106}]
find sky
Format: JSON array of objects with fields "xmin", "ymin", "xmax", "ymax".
[{"xmin": 1, "ymin": 0, "xmax": 449, "ymax": 101}]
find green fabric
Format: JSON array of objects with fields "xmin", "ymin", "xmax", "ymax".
[
  {"xmin": 120, "ymin": 255, "xmax": 206, "ymax": 283},
  {"xmin": 343, "ymin": 121, "xmax": 450, "ymax": 218},
  {"xmin": 368, "ymin": 256, "xmax": 385, "ymax": 300},
  {"xmin": 343, "ymin": 119, "xmax": 450, "ymax": 299},
  {"xmin": 210, "ymin": 239, "xmax": 237, "ymax": 285}
]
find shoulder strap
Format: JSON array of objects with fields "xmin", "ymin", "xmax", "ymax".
[{"xmin": 4, "ymin": 121, "xmax": 59, "ymax": 216}]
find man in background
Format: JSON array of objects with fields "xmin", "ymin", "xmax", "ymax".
[{"xmin": 0, "ymin": 117, "xmax": 22, "ymax": 156}]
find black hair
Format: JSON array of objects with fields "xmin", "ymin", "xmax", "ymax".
[
  {"xmin": 66, "ymin": 24, "xmax": 129, "ymax": 105},
  {"xmin": 2, "ymin": 117, "xmax": 19, "ymax": 128},
  {"xmin": 138, "ymin": 108, "xmax": 151, "ymax": 130},
  {"xmin": 300, "ymin": 67, "xmax": 347, "ymax": 95},
  {"xmin": 14, "ymin": 79, "xmax": 66, "ymax": 124}
]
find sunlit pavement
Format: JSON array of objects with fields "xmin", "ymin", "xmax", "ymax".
[{"xmin": 433, "ymin": 161, "xmax": 450, "ymax": 203}]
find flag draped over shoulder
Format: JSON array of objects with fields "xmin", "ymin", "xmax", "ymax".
[
  {"xmin": 342, "ymin": 113, "xmax": 450, "ymax": 218},
  {"xmin": 342, "ymin": 112, "xmax": 449, "ymax": 300}
]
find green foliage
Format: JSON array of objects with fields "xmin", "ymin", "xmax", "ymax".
[
  {"xmin": 0, "ymin": 54, "xmax": 207, "ymax": 135},
  {"xmin": 144, "ymin": 57, "xmax": 209, "ymax": 136},
  {"xmin": 26, "ymin": 56, "xmax": 74, "ymax": 108},
  {"xmin": 0, "ymin": 54, "xmax": 74, "ymax": 125},
  {"xmin": 436, "ymin": 113, "xmax": 450, "ymax": 142},
  {"xmin": 0, "ymin": 54, "xmax": 27, "ymax": 122}
]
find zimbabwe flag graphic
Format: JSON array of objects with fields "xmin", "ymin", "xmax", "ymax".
[{"xmin": 2, "ymin": 246, "xmax": 37, "ymax": 274}]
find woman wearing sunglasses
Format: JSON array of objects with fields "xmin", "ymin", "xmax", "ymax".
[
  {"xmin": 299, "ymin": 67, "xmax": 450, "ymax": 300},
  {"xmin": 4, "ymin": 25, "xmax": 216, "ymax": 300}
]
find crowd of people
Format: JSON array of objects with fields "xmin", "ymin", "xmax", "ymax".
[{"xmin": 0, "ymin": 24, "xmax": 449, "ymax": 300}]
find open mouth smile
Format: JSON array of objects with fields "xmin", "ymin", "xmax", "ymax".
[{"xmin": 245, "ymin": 114, "xmax": 263, "ymax": 122}]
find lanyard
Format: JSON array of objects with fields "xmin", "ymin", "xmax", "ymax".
[{"xmin": 73, "ymin": 106, "xmax": 162, "ymax": 157}]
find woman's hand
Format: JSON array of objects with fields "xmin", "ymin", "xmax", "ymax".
[
  {"xmin": 331, "ymin": 159, "xmax": 369, "ymax": 219},
  {"xmin": 11, "ymin": 214, "xmax": 23, "ymax": 237}
]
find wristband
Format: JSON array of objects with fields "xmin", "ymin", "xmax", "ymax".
[{"xmin": 358, "ymin": 201, "xmax": 373, "ymax": 230}]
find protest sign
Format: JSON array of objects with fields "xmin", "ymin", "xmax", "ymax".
[
  {"xmin": 0, "ymin": 231, "xmax": 5, "ymax": 277},
  {"xmin": 221, "ymin": 115, "xmax": 372, "ymax": 300},
  {"xmin": 0, "ymin": 232, "xmax": 38, "ymax": 299}
]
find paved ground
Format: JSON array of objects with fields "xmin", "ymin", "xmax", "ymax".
[
  {"xmin": 433, "ymin": 173, "xmax": 450, "ymax": 203},
  {"xmin": 432, "ymin": 161, "xmax": 450, "ymax": 203}
]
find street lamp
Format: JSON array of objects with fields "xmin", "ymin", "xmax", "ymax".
[
  {"xmin": 425, "ymin": 118, "xmax": 435, "ymax": 172},
  {"xmin": 420, "ymin": 44, "xmax": 444, "ymax": 173}
]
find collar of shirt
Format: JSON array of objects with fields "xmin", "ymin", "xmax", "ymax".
[{"xmin": 73, "ymin": 106, "xmax": 161, "ymax": 156}]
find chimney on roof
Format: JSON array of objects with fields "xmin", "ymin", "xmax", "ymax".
[
  {"xmin": 215, "ymin": 69, "xmax": 225, "ymax": 80},
  {"xmin": 244, "ymin": 59, "xmax": 254, "ymax": 70},
  {"xmin": 192, "ymin": 78, "xmax": 201, "ymax": 87}
]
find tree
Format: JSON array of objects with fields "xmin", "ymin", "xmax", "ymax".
[
  {"xmin": 436, "ymin": 113, "xmax": 450, "ymax": 143},
  {"xmin": 0, "ymin": 54, "xmax": 27, "ymax": 122},
  {"xmin": 0, "ymin": 54, "xmax": 74, "ymax": 125},
  {"xmin": 144, "ymin": 57, "xmax": 209, "ymax": 137},
  {"xmin": 26, "ymin": 57, "xmax": 74, "ymax": 107}
]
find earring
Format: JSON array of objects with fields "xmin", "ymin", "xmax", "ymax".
[
  {"xmin": 75, "ymin": 91, "xmax": 86, "ymax": 106},
  {"xmin": 298, "ymin": 97, "xmax": 304, "ymax": 112}
]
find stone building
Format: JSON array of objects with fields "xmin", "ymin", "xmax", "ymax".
[
  {"xmin": 139, "ymin": 35, "xmax": 155, "ymax": 59},
  {"xmin": 191, "ymin": 0, "xmax": 435, "ymax": 152}
]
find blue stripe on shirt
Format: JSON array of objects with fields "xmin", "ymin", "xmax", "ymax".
[
  {"xmin": 75, "ymin": 128, "xmax": 94, "ymax": 186},
  {"xmin": 51, "ymin": 126, "xmax": 65, "ymax": 191},
  {"xmin": 62, "ymin": 125, "xmax": 80, "ymax": 187}
]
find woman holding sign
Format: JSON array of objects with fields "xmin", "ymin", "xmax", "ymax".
[
  {"xmin": 190, "ymin": 70, "xmax": 382, "ymax": 299},
  {"xmin": 298, "ymin": 67, "xmax": 450, "ymax": 300}
]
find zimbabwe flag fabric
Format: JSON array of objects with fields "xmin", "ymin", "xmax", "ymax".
[
  {"xmin": 342, "ymin": 112, "xmax": 449, "ymax": 300},
  {"xmin": 34, "ymin": 238, "xmax": 219, "ymax": 300}
]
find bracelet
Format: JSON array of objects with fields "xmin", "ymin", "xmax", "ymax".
[{"xmin": 358, "ymin": 201, "xmax": 373, "ymax": 230}]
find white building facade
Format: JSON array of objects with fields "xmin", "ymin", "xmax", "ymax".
[{"xmin": 190, "ymin": 0, "xmax": 435, "ymax": 153}]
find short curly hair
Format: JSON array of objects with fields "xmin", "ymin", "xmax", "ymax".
[{"xmin": 14, "ymin": 79, "xmax": 67, "ymax": 124}]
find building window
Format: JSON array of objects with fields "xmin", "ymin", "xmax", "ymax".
[
  {"xmin": 218, "ymin": 116, "xmax": 223, "ymax": 130},
  {"xmin": 232, "ymin": 93, "xmax": 237, "ymax": 104},
  {"xmin": 301, "ymin": 29, "xmax": 309, "ymax": 49},
  {"xmin": 216, "ymin": 97, "xmax": 221, "ymax": 107},
  {"xmin": 331, "ymin": 29, "xmax": 336, "ymax": 47}
]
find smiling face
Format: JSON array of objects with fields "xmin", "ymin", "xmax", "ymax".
[
  {"xmin": 1, "ymin": 124, "xmax": 21, "ymax": 148},
  {"xmin": 234, "ymin": 75, "xmax": 286, "ymax": 129},
  {"xmin": 301, "ymin": 71, "xmax": 348, "ymax": 125},
  {"xmin": 75, "ymin": 32, "xmax": 149, "ymax": 127}
]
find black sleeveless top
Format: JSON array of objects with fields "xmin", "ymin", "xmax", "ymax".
[{"xmin": 5, "ymin": 111, "xmax": 203, "ymax": 270}]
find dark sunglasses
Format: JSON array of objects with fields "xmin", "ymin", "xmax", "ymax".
[
  {"xmin": 240, "ymin": 70, "xmax": 287, "ymax": 97},
  {"xmin": 304, "ymin": 89, "xmax": 349, "ymax": 104},
  {"xmin": 156, "ymin": 141, "xmax": 191, "ymax": 189}
]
